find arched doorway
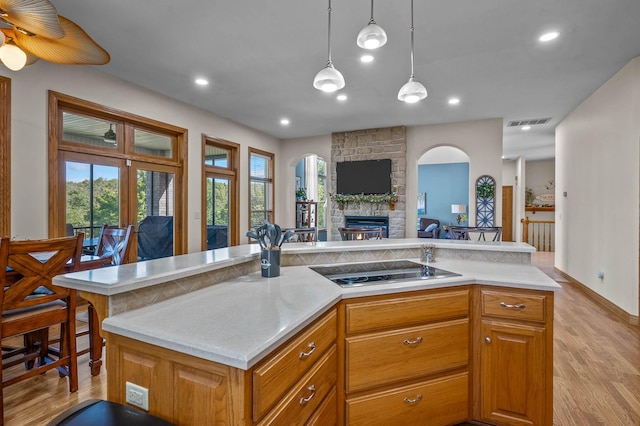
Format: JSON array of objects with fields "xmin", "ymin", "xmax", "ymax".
[
  {"xmin": 417, "ymin": 147, "xmax": 470, "ymax": 238},
  {"xmin": 294, "ymin": 154, "xmax": 327, "ymax": 241}
]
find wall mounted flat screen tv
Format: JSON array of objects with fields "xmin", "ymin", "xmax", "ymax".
[{"xmin": 336, "ymin": 159, "xmax": 392, "ymax": 195}]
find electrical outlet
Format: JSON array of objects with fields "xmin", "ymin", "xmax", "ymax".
[{"xmin": 125, "ymin": 381, "xmax": 149, "ymax": 411}]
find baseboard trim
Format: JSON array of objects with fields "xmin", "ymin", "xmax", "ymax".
[{"xmin": 554, "ymin": 268, "xmax": 639, "ymax": 326}]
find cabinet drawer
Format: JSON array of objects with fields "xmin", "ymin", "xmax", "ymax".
[
  {"xmin": 345, "ymin": 289, "xmax": 469, "ymax": 334},
  {"xmin": 305, "ymin": 386, "xmax": 336, "ymax": 426},
  {"xmin": 257, "ymin": 345, "xmax": 337, "ymax": 426},
  {"xmin": 346, "ymin": 319, "xmax": 468, "ymax": 392},
  {"xmin": 346, "ymin": 372, "xmax": 469, "ymax": 426},
  {"xmin": 482, "ymin": 289, "xmax": 546, "ymax": 322},
  {"xmin": 253, "ymin": 308, "xmax": 336, "ymax": 420}
]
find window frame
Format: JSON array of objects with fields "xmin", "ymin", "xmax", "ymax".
[
  {"xmin": 48, "ymin": 91, "xmax": 188, "ymax": 255},
  {"xmin": 202, "ymin": 136, "xmax": 240, "ymax": 249},
  {"xmin": 248, "ymin": 147, "xmax": 275, "ymax": 232},
  {"xmin": 0, "ymin": 76, "xmax": 10, "ymax": 237}
]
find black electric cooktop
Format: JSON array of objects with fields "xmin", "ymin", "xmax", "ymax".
[{"xmin": 309, "ymin": 260, "xmax": 461, "ymax": 288}]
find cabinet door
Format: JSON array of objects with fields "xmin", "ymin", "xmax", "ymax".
[{"xmin": 481, "ymin": 321, "xmax": 546, "ymax": 425}]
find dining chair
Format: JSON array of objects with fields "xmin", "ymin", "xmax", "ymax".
[
  {"xmin": 338, "ymin": 227, "xmax": 383, "ymax": 241},
  {"xmin": 94, "ymin": 224, "xmax": 134, "ymax": 266},
  {"xmin": 0, "ymin": 234, "xmax": 83, "ymax": 423},
  {"xmin": 289, "ymin": 227, "xmax": 318, "ymax": 242}
]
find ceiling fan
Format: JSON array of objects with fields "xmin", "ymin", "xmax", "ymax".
[{"xmin": 0, "ymin": 0, "xmax": 109, "ymax": 71}]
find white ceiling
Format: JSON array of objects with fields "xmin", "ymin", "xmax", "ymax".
[{"xmin": 50, "ymin": 0, "xmax": 640, "ymax": 161}]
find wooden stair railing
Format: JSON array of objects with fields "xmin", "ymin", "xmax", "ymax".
[{"xmin": 521, "ymin": 217, "xmax": 555, "ymax": 252}]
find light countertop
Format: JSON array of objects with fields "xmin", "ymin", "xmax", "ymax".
[
  {"xmin": 53, "ymin": 239, "xmax": 535, "ymax": 296},
  {"xmin": 101, "ymin": 258, "xmax": 559, "ymax": 369}
]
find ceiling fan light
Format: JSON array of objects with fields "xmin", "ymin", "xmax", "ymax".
[
  {"xmin": 357, "ymin": 22, "xmax": 387, "ymax": 50},
  {"xmin": 397, "ymin": 77, "xmax": 427, "ymax": 103},
  {"xmin": 0, "ymin": 43, "xmax": 27, "ymax": 71},
  {"xmin": 313, "ymin": 63, "xmax": 345, "ymax": 93},
  {"xmin": 103, "ymin": 124, "xmax": 116, "ymax": 143}
]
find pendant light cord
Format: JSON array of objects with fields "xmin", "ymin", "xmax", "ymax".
[
  {"xmin": 409, "ymin": 0, "xmax": 415, "ymax": 79},
  {"xmin": 369, "ymin": 0, "xmax": 375, "ymax": 23},
  {"xmin": 327, "ymin": 0, "xmax": 333, "ymax": 67}
]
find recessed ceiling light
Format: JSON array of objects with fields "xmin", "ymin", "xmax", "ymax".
[
  {"xmin": 195, "ymin": 78, "xmax": 209, "ymax": 86},
  {"xmin": 360, "ymin": 55, "xmax": 374, "ymax": 63},
  {"xmin": 280, "ymin": 118, "xmax": 290, "ymax": 126},
  {"xmin": 448, "ymin": 97, "xmax": 460, "ymax": 105},
  {"xmin": 337, "ymin": 94, "xmax": 347, "ymax": 101},
  {"xmin": 521, "ymin": 125, "xmax": 531, "ymax": 131},
  {"xmin": 539, "ymin": 32, "xmax": 559, "ymax": 42}
]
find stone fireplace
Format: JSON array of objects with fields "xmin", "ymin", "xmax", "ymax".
[{"xmin": 330, "ymin": 127, "xmax": 406, "ymax": 240}]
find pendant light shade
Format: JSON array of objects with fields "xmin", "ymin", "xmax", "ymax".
[
  {"xmin": 356, "ymin": 0, "xmax": 387, "ymax": 50},
  {"xmin": 0, "ymin": 43, "xmax": 28, "ymax": 71},
  {"xmin": 398, "ymin": 76, "xmax": 427, "ymax": 103},
  {"xmin": 313, "ymin": 0, "xmax": 345, "ymax": 93},
  {"xmin": 398, "ymin": 0, "xmax": 427, "ymax": 103},
  {"xmin": 313, "ymin": 64, "xmax": 345, "ymax": 93}
]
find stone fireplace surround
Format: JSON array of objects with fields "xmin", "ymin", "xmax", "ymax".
[{"xmin": 330, "ymin": 127, "xmax": 406, "ymax": 240}]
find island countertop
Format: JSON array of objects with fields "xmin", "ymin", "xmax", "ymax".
[
  {"xmin": 53, "ymin": 238, "xmax": 535, "ymax": 296},
  {"xmin": 100, "ymin": 257, "xmax": 559, "ymax": 369}
]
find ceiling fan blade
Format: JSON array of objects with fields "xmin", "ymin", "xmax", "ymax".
[
  {"xmin": 13, "ymin": 15, "xmax": 109, "ymax": 65},
  {"xmin": 0, "ymin": 0, "xmax": 64, "ymax": 39}
]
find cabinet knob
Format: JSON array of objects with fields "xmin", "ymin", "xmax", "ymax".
[
  {"xmin": 299, "ymin": 342, "xmax": 316, "ymax": 359},
  {"xmin": 485, "ymin": 337, "xmax": 491, "ymax": 343},
  {"xmin": 299, "ymin": 385, "xmax": 316, "ymax": 406}
]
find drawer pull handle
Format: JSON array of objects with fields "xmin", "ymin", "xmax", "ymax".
[
  {"xmin": 500, "ymin": 301, "xmax": 526, "ymax": 309},
  {"xmin": 299, "ymin": 342, "xmax": 316, "ymax": 359},
  {"xmin": 403, "ymin": 394, "xmax": 423, "ymax": 404},
  {"xmin": 299, "ymin": 385, "xmax": 316, "ymax": 406},
  {"xmin": 403, "ymin": 337, "xmax": 423, "ymax": 345}
]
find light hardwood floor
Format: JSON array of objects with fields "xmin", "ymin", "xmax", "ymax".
[{"xmin": 3, "ymin": 254, "xmax": 640, "ymax": 425}]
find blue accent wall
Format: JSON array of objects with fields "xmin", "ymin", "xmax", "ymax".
[{"xmin": 417, "ymin": 162, "xmax": 469, "ymax": 237}]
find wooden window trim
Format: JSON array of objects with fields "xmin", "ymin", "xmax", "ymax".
[
  {"xmin": 248, "ymin": 147, "xmax": 275, "ymax": 232},
  {"xmin": 202, "ymin": 136, "xmax": 240, "ymax": 249},
  {"xmin": 48, "ymin": 91, "xmax": 189, "ymax": 255},
  {"xmin": 0, "ymin": 76, "xmax": 9, "ymax": 237}
]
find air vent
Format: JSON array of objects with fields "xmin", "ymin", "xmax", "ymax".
[{"xmin": 506, "ymin": 118, "xmax": 551, "ymax": 127}]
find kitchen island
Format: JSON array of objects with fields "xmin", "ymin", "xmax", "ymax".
[{"xmin": 54, "ymin": 239, "xmax": 559, "ymax": 425}]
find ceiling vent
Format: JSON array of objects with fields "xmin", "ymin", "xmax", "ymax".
[{"xmin": 506, "ymin": 118, "xmax": 551, "ymax": 127}]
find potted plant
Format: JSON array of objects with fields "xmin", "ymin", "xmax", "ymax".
[{"xmin": 295, "ymin": 187, "xmax": 307, "ymax": 201}]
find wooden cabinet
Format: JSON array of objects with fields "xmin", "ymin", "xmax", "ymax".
[
  {"xmin": 296, "ymin": 201, "xmax": 317, "ymax": 228},
  {"xmin": 339, "ymin": 288, "xmax": 471, "ymax": 425},
  {"xmin": 106, "ymin": 333, "xmax": 247, "ymax": 425},
  {"xmin": 477, "ymin": 286, "xmax": 554, "ymax": 426},
  {"xmin": 106, "ymin": 308, "xmax": 337, "ymax": 426}
]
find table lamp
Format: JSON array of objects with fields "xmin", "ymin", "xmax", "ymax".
[{"xmin": 451, "ymin": 204, "xmax": 466, "ymax": 225}]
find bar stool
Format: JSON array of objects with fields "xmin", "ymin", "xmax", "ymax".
[{"xmin": 47, "ymin": 399, "xmax": 172, "ymax": 425}]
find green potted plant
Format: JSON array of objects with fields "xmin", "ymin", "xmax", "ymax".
[{"xmin": 295, "ymin": 187, "xmax": 307, "ymax": 201}]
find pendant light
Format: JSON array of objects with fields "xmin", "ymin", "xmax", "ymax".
[
  {"xmin": 356, "ymin": 0, "xmax": 387, "ymax": 50},
  {"xmin": 313, "ymin": 0, "xmax": 345, "ymax": 93},
  {"xmin": 397, "ymin": 0, "xmax": 427, "ymax": 103}
]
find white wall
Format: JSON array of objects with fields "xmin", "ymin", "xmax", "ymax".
[
  {"xmin": 556, "ymin": 57, "xmax": 640, "ymax": 317},
  {"xmin": 1, "ymin": 62, "xmax": 280, "ymax": 252},
  {"xmin": 406, "ymin": 119, "xmax": 504, "ymax": 237}
]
